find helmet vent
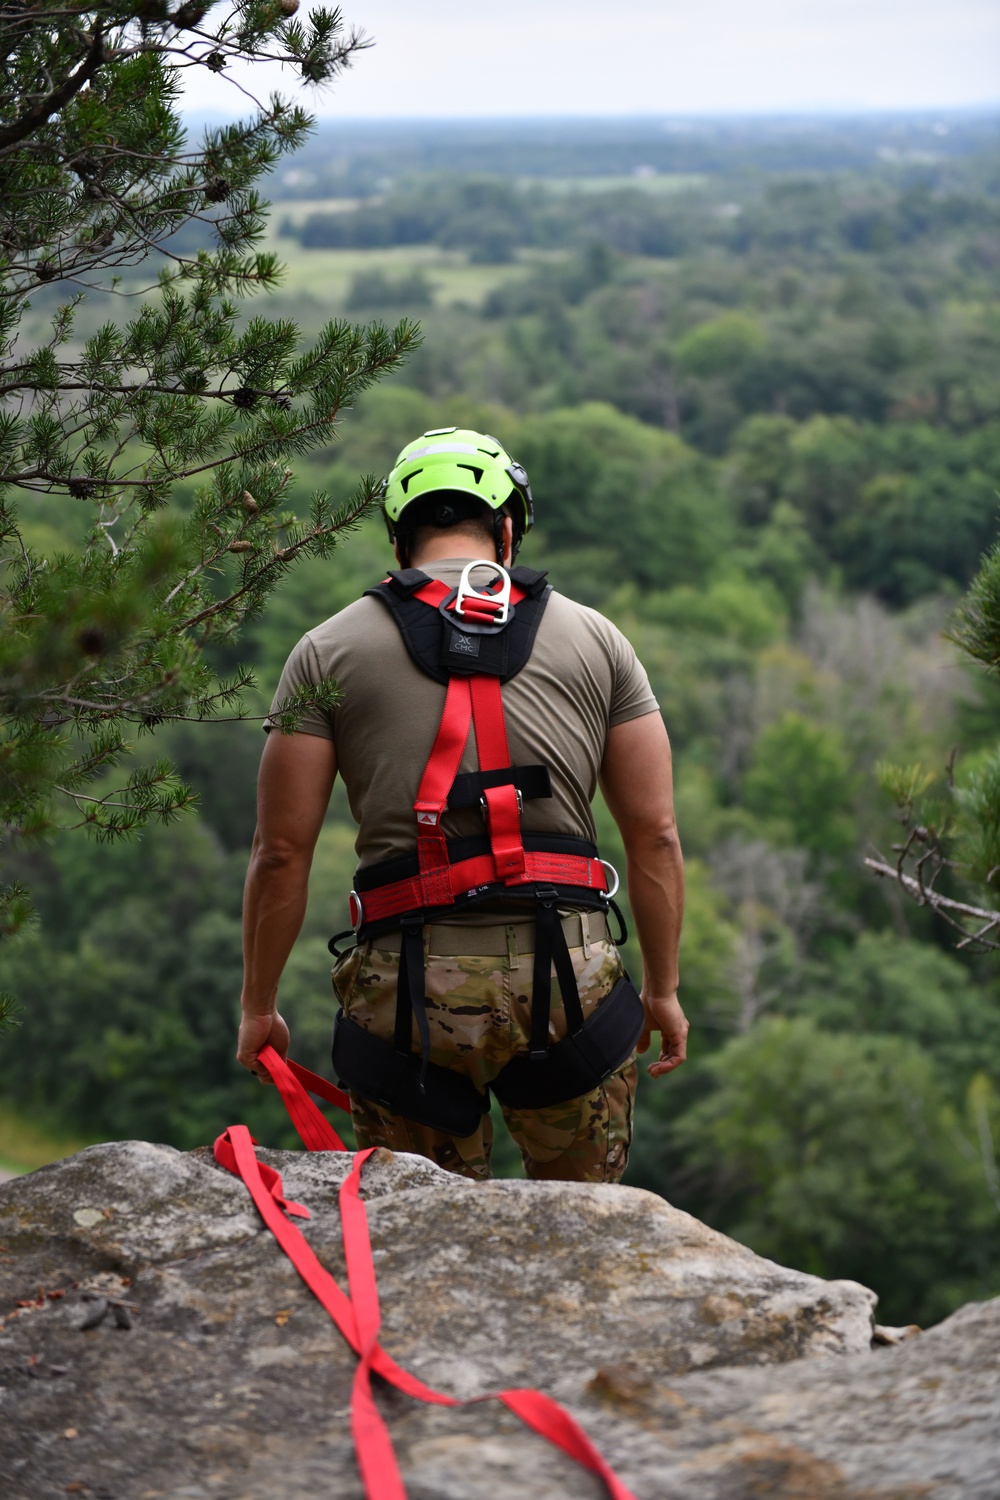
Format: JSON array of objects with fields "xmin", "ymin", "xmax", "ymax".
[
  {"xmin": 478, "ymin": 448, "xmax": 500, "ymax": 458},
  {"xmin": 400, "ymin": 468, "xmax": 423, "ymax": 493},
  {"xmin": 456, "ymin": 463, "xmax": 484, "ymax": 483}
]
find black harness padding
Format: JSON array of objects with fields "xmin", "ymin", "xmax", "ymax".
[
  {"xmin": 365, "ymin": 566, "xmax": 552, "ymax": 685},
  {"xmin": 332, "ymin": 973, "xmax": 644, "ymax": 1129},
  {"xmin": 489, "ymin": 976, "xmax": 645, "ymax": 1111},
  {"xmin": 332, "ymin": 1010, "xmax": 490, "ymax": 1137}
]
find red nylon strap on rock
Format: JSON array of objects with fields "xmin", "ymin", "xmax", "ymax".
[
  {"xmin": 216, "ymin": 1045, "xmax": 638, "ymax": 1500},
  {"xmin": 212, "ymin": 1130, "xmax": 310, "ymax": 1218}
]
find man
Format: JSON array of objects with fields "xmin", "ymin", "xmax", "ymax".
[{"xmin": 238, "ymin": 427, "xmax": 687, "ymax": 1182}]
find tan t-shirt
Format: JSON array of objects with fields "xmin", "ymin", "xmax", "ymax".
[{"xmin": 267, "ymin": 558, "xmax": 660, "ymax": 869}]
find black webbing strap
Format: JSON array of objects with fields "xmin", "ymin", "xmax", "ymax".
[
  {"xmin": 395, "ymin": 917, "xmax": 431, "ymax": 1090},
  {"xmin": 529, "ymin": 895, "xmax": 586, "ymax": 1062},
  {"xmin": 447, "ymin": 764, "xmax": 552, "ymax": 810}
]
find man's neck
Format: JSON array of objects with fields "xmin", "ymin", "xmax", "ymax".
[{"xmin": 408, "ymin": 541, "xmax": 510, "ymax": 569}]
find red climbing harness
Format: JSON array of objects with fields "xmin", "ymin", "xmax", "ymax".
[
  {"xmin": 330, "ymin": 561, "xmax": 643, "ymax": 1133},
  {"xmin": 214, "ymin": 1044, "xmax": 637, "ymax": 1500},
  {"xmin": 352, "ymin": 570, "xmax": 611, "ymax": 925}
]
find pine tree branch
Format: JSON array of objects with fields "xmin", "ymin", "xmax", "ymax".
[
  {"xmin": 865, "ymin": 856, "xmax": 1000, "ymax": 950},
  {"xmin": 0, "ymin": 28, "xmax": 105, "ymax": 154}
]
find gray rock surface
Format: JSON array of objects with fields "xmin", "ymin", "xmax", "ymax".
[{"xmin": 0, "ymin": 1141, "xmax": 995, "ymax": 1499}]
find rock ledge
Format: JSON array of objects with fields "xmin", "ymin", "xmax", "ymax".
[{"xmin": 0, "ymin": 1141, "xmax": 995, "ymax": 1499}]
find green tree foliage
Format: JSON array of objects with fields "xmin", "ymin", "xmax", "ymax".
[
  {"xmin": 3, "ymin": 116, "xmax": 1000, "ymax": 1326},
  {"xmin": 0, "ymin": 812, "xmax": 358, "ymax": 1145},
  {"xmin": 872, "ymin": 528, "xmax": 1000, "ymax": 948},
  {"xmin": 0, "ymin": 3, "xmax": 416, "ymax": 952},
  {"xmin": 666, "ymin": 1017, "xmax": 996, "ymax": 1325},
  {"xmin": 744, "ymin": 713, "xmax": 856, "ymax": 860},
  {"xmin": 514, "ymin": 403, "xmax": 732, "ymax": 595}
]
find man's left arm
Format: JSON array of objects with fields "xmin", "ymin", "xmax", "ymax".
[{"xmin": 237, "ymin": 730, "xmax": 337, "ymax": 1080}]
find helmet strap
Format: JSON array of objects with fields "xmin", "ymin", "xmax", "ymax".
[{"xmin": 493, "ymin": 511, "xmax": 506, "ymax": 566}]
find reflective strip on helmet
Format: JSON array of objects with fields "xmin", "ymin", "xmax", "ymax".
[{"xmin": 397, "ymin": 444, "xmax": 479, "ymax": 462}]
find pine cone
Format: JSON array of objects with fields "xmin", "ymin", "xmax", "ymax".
[{"xmin": 203, "ymin": 176, "xmax": 231, "ymax": 205}]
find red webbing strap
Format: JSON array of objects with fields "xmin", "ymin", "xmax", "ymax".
[
  {"xmin": 358, "ymin": 850, "xmax": 609, "ymax": 925},
  {"xmin": 217, "ymin": 1053, "xmax": 639, "ymax": 1500},
  {"xmin": 338, "ymin": 1148, "xmax": 410, "ymax": 1500},
  {"xmin": 409, "ymin": 578, "xmax": 450, "ymax": 607},
  {"xmin": 212, "ymin": 1131, "xmax": 310, "ymax": 1219},
  {"xmin": 469, "ymin": 674, "xmax": 525, "ymax": 879},
  {"xmin": 407, "ymin": 576, "xmax": 535, "ymax": 896},
  {"xmin": 287, "ymin": 1057, "xmax": 352, "ymax": 1116},
  {"xmin": 261, "ymin": 1047, "xmax": 348, "ymax": 1151},
  {"xmin": 414, "ymin": 676, "xmax": 473, "ymax": 904},
  {"xmin": 410, "ymin": 578, "xmax": 529, "ymax": 615},
  {"xmin": 468, "ymin": 673, "xmax": 511, "ymax": 772}
]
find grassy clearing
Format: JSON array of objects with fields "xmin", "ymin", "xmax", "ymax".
[
  {"xmin": 264, "ymin": 233, "xmax": 546, "ymax": 312},
  {"xmin": 517, "ymin": 172, "xmax": 707, "ymax": 194},
  {"xmin": 0, "ymin": 1105, "xmax": 95, "ymax": 1177}
]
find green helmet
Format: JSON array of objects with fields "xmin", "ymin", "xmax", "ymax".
[{"xmin": 381, "ymin": 427, "xmax": 534, "ymax": 549}]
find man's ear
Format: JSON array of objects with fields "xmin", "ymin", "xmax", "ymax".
[{"xmin": 502, "ymin": 515, "xmax": 514, "ymax": 567}]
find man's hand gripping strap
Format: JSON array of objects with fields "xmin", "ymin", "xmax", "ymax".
[{"xmin": 214, "ymin": 1044, "xmax": 638, "ymax": 1500}]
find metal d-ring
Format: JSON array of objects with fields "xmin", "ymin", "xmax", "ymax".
[
  {"xmin": 455, "ymin": 559, "xmax": 512, "ymax": 624},
  {"xmin": 598, "ymin": 860, "xmax": 620, "ymax": 900}
]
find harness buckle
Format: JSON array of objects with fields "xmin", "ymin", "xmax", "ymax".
[
  {"xmin": 455, "ymin": 559, "xmax": 512, "ymax": 625},
  {"xmin": 480, "ymin": 788, "xmax": 523, "ymax": 821}
]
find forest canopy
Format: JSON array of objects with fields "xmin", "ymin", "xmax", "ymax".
[{"xmin": 3, "ymin": 109, "xmax": 1000, "ymax": 1327}]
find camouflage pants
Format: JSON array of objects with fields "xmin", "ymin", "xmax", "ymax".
[{"xmin": 331, "ymin": 923, "xmax": 637, "ymax": 1183}]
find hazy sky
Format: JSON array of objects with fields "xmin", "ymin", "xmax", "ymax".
[{"xmin": 182, "ymin": 0, "xmax": 1000, "ymax": 117}]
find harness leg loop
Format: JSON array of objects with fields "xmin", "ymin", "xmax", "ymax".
[{"xmin": 397, "ymin": 917, "xmax": 431, "ymax": 1091}]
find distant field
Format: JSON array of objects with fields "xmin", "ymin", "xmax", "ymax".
[
  {"xmin": 0, "ymin": 1105, "xmax": 94, "ymax": 1178},
  {"xmin": 273, "ymin": 197, "xmax": 366, "ymax": 224},
  {"xmin": 263, "ymin": 233, "xmax": 552, "ymax": 311},
  {"xmin": 273, "ymin": 173, "xmax": 706, "ymax": 223},
  {"xmin": 516, "ymin": 172, "xmax": 706, "ymax": 194}
]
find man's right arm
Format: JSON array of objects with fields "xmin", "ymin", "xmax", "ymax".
[
  {"xmin": 600, "ymin": 711, "xmax": 688, "ymax": 1078},
  {"xmin": 237, "ymin": 729, "xmax": 337, "ymax": 1080}
]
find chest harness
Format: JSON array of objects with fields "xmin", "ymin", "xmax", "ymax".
[{"xmin": 331, "ymin": 560, "xmax": 644, "ymax": 1137}]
